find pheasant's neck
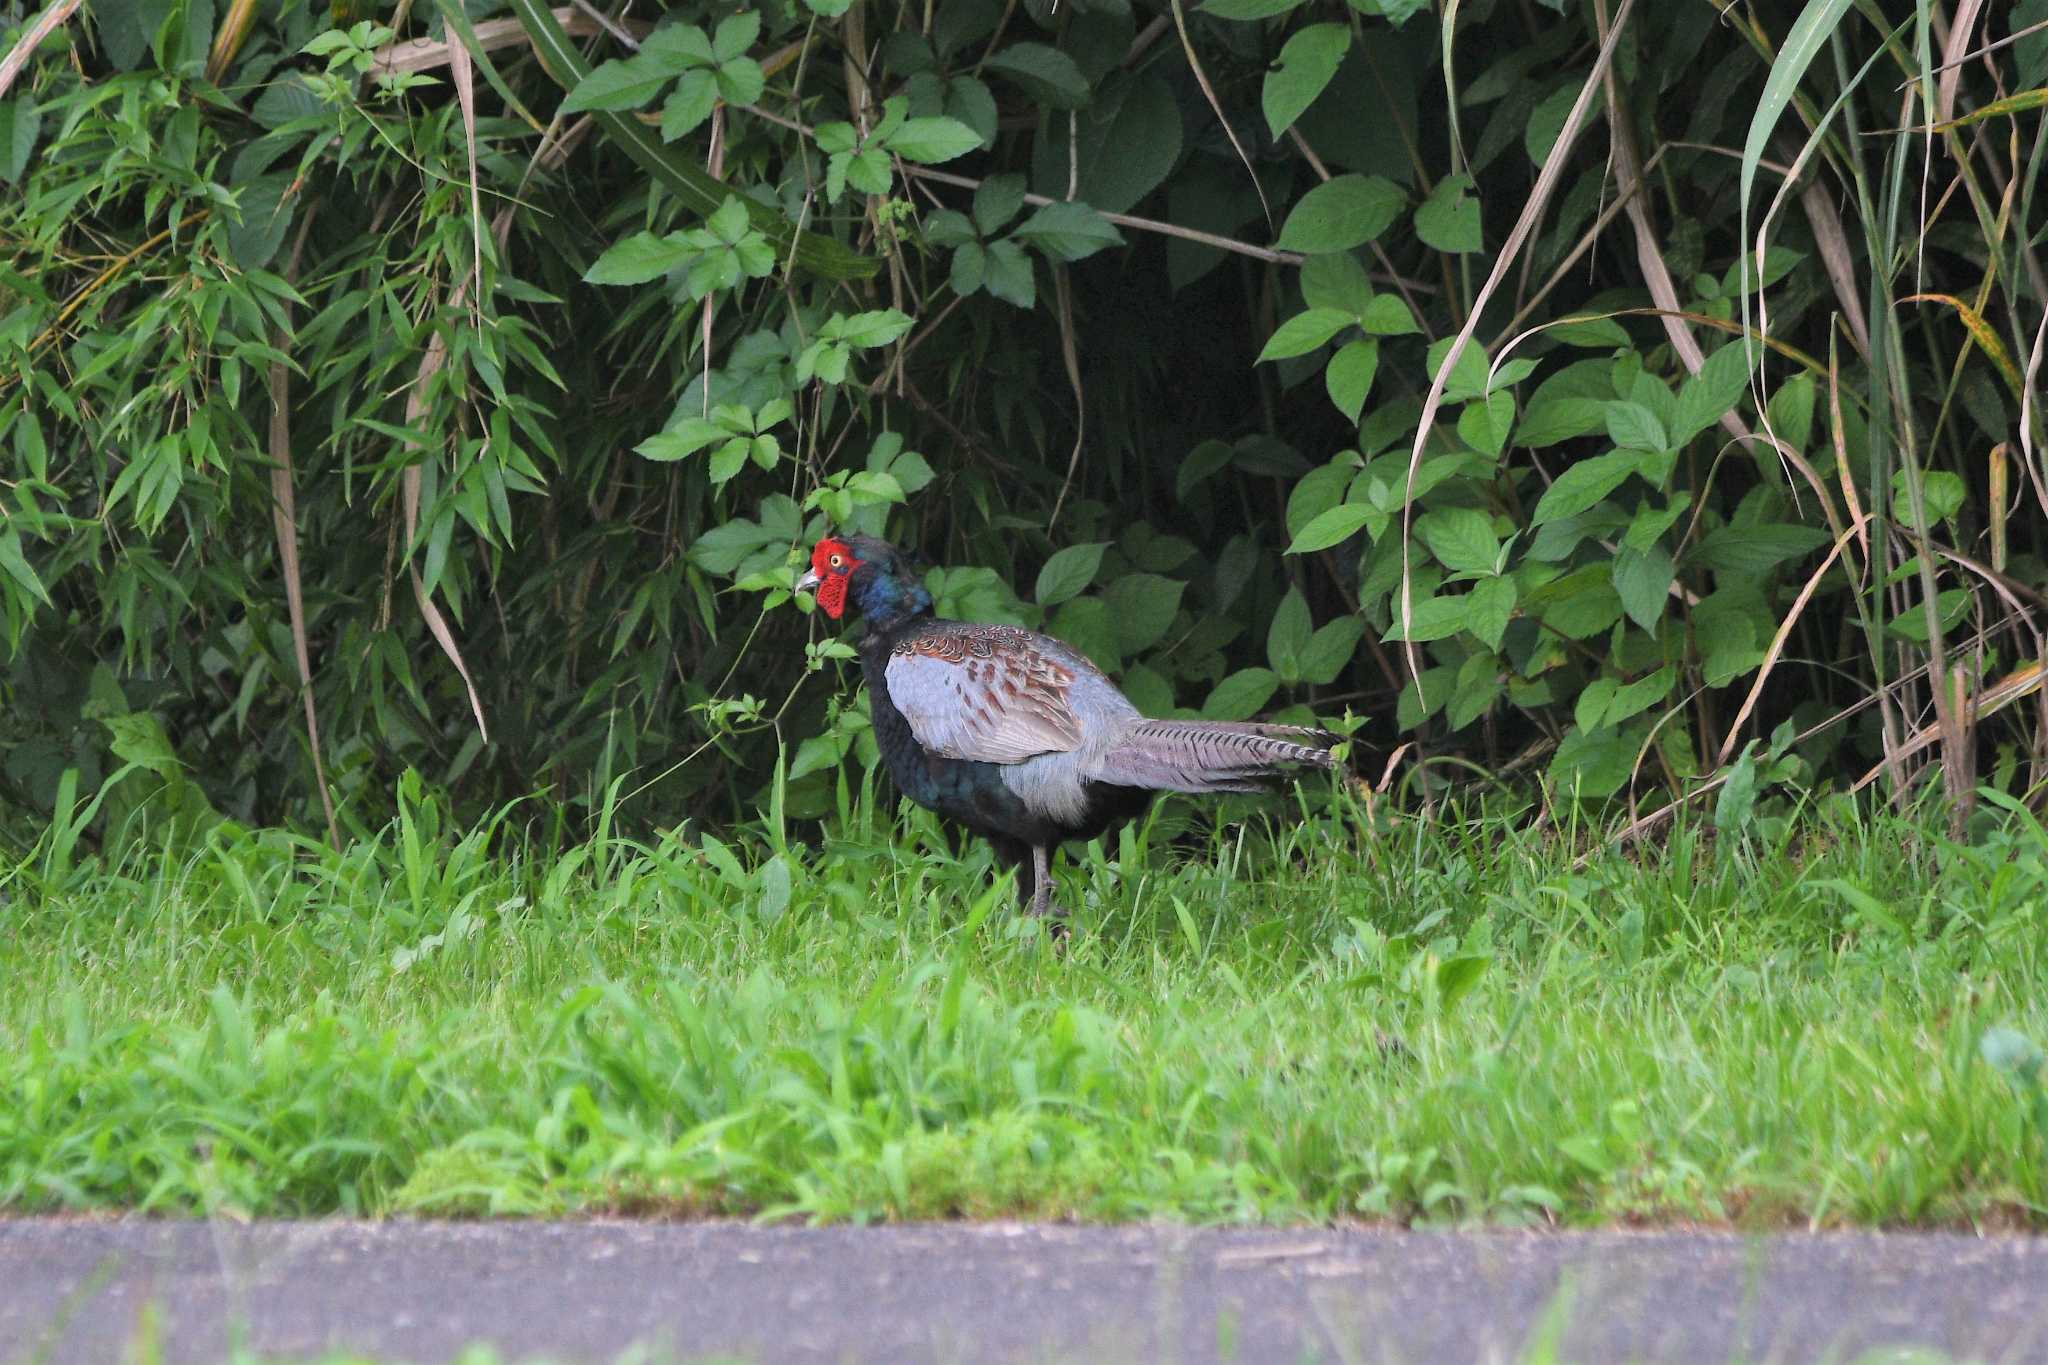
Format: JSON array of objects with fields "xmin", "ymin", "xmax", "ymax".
[{"xmin": 853, "ymin": 575, "xmax": 932, "ymax": 635}]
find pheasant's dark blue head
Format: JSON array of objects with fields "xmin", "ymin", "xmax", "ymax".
[{"xmin": 804, "ymin": 534, "xmax": 930, "ymax": 628}]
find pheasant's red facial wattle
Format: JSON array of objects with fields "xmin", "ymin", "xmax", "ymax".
[{"xmin": 809, "ymin": 537, "xmax": 861, "ymax": 619}]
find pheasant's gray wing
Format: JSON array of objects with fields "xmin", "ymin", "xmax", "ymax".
[{"xmin": 884, "ymin": 626, "xmax": 1087, "ymax": 764}]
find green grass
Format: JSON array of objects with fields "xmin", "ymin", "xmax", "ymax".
[{"xmin": 2, "ymin": 778, "xmax": 2045, "ymax": 1226}]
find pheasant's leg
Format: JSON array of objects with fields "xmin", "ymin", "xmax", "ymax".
[{"xmin": 1029, "ymin": 844, "xmax": 1057, "ymax": 918}]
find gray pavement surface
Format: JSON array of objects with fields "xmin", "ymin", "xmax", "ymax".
[{"xmin": 1, "ymin": 1219, "xmax": 2043, "ymax": 1364}]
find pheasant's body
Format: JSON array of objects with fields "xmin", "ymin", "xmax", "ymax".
[{"xmin": 803, "ymin": 535, "xmax": 1337, "ymax": 917}]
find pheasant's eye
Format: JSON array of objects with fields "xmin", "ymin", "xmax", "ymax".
[{"xmin": 828, "ymin": 553, "xmax": 845, "ymax": 569}]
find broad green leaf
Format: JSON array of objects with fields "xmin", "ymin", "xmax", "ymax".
[
  {"xmin": 712, "ymin": 11, "xmax": 759, "ymax": 62},
  {"xmin": 1605, "ymin": 666, "xmax": 1675, "ymax": 728},
  {"xmin": 1622, "ymin": 494, "xmax": 1691, "ymax": 552},
  {"xmin": 585, "ymin": 231, "xmax": 690, "ymax": 284},
  {"xmin": 951, "ymin": 240, "xmax": 986, "ymax": 295},
  {"xmin": 1287, "ymin": 461, "xmax": 1354, "ymax": 541},
  {"xmin": 984, "ymin": 43, "xmax": 1090, "ymax": 108},
  {"xmin": 1414, "ymin": 173, "xmax": 1480, "ymax": 253},
  {"xmin": 562, "ymin": 56, "xmax": 672, "ymax": 113},
  {"xmin": 1012, "ymin": 200, "xmax": 1123, "ymax": 262},
  {"xmin": 1325, "ymin": 340, "xmax": 1379, "ymax": 423},
  {"xmin": 1035, "ymin": 542, "xmax": 1107, "ymax": 604},
  {"xmin": 1263, "ymin": 23, "xmax": 1350, "ymax": 139},
  {"xmin": 1517, "ymin": 396, "xmax": 1607, "ymax": 447},
  {"xmin": 1550, "ymin": 725, "xmax": 1635, "ymax": 799},
  {"xmin": 1416, "ymin": 507, "xmax": 1499, "ymax": 575},
  {"xmin": 1532, "ymin": 451, "xmax": 1641, "ymax": 524},
  {"xmin": 1299, "ymin": 616, "xmax": 1364, "ymax": 685},
  {"xmin": 983, "ymin": 239, "xmax": 1036, "ymax": 307},
  {"xmin": 1257, "ymin": 307, "xmax": 1353, "ymax": 362},
  {"xmin": 1464, "ymin": 575, "xmax": 1516, "ymax": 652},
  {"xmin": 1300, "ymin": 252, "xmax": 1374, "ymax": 317},
  {"xmin": 974, "ymin": 174, "xmax": 1028, "ymax": 234},
  {"xmin": 1611, "ymin": 544, "xmax": 1674, "ymax": 632},
  {"xmin": 1535, "ymin": 568, "xmax": 1624, "ymax": 639},
  {"xmin": 832, "ymin": 309, "xmax": 914, "ymax": 348},
  {"xmin": 635, "ymin": 417, "xmax": 729, "ymax": 461},
  {"xmin": 1397, "ymin": 664, "xmax": 1456, "ymax": 728},
  {"xmin": 1689, "ymin": 523, "xmax": 1827, "ymax": 576},
  {"xmin": 1447, "ymin": 653, "xmax": 1504, "ymax": 730},
  {"xmin": 1671, "ymin": 341, "xmax": 1751, "ymax": 446},
  {"xmin": 661, "ymin": 71, "xmax": 718, "ymax": 140},
  {"xmin": 1457, "ymin": 392, "xmax": 1514, "ymax": 458},
  {"xmin": 888, "ymin": 117, "xmax": 982, "ymax": 163},
  {"xmin": 1268, "ymin": 586, "xmax": 1314, "ymax": 680},
  {"xmin": 1605, "ymin": 401, "xmax": 1668, "ymax": 452},
  {"xmin": 1383, "ymin": 595, "xmax": 1467, "ymax": 642},
  {"xmin": 1360, "ymin": 294, "xmax": 1420, "ymax": 336},
  {"xmin": 1892, "ymin": 468, "xmax": 1966, "ymax": 524},
  {"xmin": 1287, "ymin": 503, "xmax": 1376, "ymax": 554},
  {"xmin": 1203, "ymin": 667, "xmax": 1281, "ymax": 721},
  {"xmin": 714, "ymin": 58, "xmax": 765, "ymax": 106},
  {"xmin": 1276, "ymin": 175, "xmax": 1406, "ymax": 253},
  {"xmin": 1105, "ymin": 573, "xmax": 1186, "ymax": 653}
]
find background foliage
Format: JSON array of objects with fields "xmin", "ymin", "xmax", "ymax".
[{"xmin": 4, "ymin": 0, "xmax": 2048, "ymax": 842}]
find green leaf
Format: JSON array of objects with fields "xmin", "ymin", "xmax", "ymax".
[
  {"xmin": 983, "ymin": 239, "xmax": 1036, "ymax": 307},
  {"xmin": 1360, "ymin": 294, "xmax": 1420, "ymax": 336},
  {"xmin": 1446, "ymin": 654, "xmax": 1503, "ymax": 731},
  {"xmin": 974, "ymin": 175, "xmax": 1027, "ymax": 234},
  {"xmin": 1203, "ymin": 668, "xmax": 1281, "ymax": 721},
  {"xmin": 711, "ymin": 10, "xmax": 759, "ymax": 62},
  {"xmin": 1012, "ymin": 200, "xmax": 1123, "ymax": 262},
  {"xmin": 950, "ymin": 240, "xmax": 986, "ymax": 295},
  {"xmin": 888, "ymin": 116, "xmax": 983, "ymax": 163},
  {"xmin": 1457, "ymin": 392, "xmax": 1514, "ymax": 458},
  {"xmin": 1263, "ymin": 23, "xmax": 1350, "ymax": 139},
  {"xmin": 1892, "ymin": 468, "xmax": 1967, "ymax": 524},
  {"xmin": 1383, "ymin": 595, "xmax": 1467, "ymax": 642},
  {"xmin": 1258, "ymin": 307, "xmax": 1354, "ymax": 363},
  {"xmin": 1535, "ymin": 568, "xmax": 1624, "ymax": 639},
  {"xmin": 1464, "ymin": 575, "xmax": 1516, "ymax": 652},
  {"xmin": 832, "ymin": 309, "xmax": 915, "ymax": 348},
  {"xmin": 1416, "ymin": 508, "xmax": 1499, "ymax": 575},
  {"xmin": 1287, "ymin": 503, "xmax": 1376, "ymax": 554},
  {"xmin": 561, "ymin": 55, "xmax": 672, "ymax": 113},
  {"xmin": 1672, "ymin": 341, "xmax": 1751, "ymax": 446},
  {"xmin": 1606, "ymin": 401, "xmax": 1668, "ymax": 453},
  {"xmin": 1300, "ymin": 253, "xmax": 1374, "ymax": 317},
  {"xmin": 1550, "ymin": 725, "xmax": 1635, "ymax": 799},
  {"xmin": 1689, "ymin": 524, "xmax": 1827, "ymax": 576},
  {"xmin": 1517, "ymin": 396, "xmax": 1607, "ymax": 447},
  {"xmin": 1106, "ymin": 573, "xmax": 1186, "ymax": 653},
  {"xmin": 1036, "ymin": 542, "xmax": 1108, "ymax": 605},
  {"xmin": 1611, "ymin": 544, "xmax": 1675, "ymax": 632},
  {"xmin": 1325, "ymin": 340, "xmax": 1379, "ymax": 423},
  {"xmin": 984, "ymin": 43, "xmax": 1091, "ymax": 108},
  {"xmin": 635, "ymin": 417, "xmax": 729, "ymax": 461},
  {"xmin": 1276, "ymin": 175, "xmax": 1406, "ymax": 253},
  {"xmin": 661, "ymin": 70, "xmax": 718, "ymax": 140},
  {"xmin": 714, "ymin": 58, "xmax": 765, "ymax": 106},
  {"xmin": 1268, "ymin": 587, "xmax": 1314, "ymax": 680},
  {"xmin": 1531, "ymin": 451, "xmax": 1641, "ymax": 524},
  {"xmin": 1300, "ymin": 616, "xmax": 1364, "ymax": 685},
  {"xmin": 1414, "ymin": 173, "xmax": 1481, "ymax": 253},
  {"xmin": 585, "ymin": 231, "xmax": 689, "ymax": 284}
]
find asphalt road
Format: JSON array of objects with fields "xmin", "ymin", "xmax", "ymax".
[{"xmin": 3, "ymin": 1219, "xmax": 2044, "ymax": 1364}]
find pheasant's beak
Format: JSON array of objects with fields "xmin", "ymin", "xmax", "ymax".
[{"xmin": 796, "ymin": 568, "xmax": 821, "ymax": 593}]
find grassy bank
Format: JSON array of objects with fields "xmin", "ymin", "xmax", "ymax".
[{"xmin": 2, "ymin": 783, "xmax": 2045, "ymax": 1227}]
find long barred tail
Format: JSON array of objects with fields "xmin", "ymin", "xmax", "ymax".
[{"xmin": 1097, "ymin": 719, "xmax": 1339, "ymax": 794}]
